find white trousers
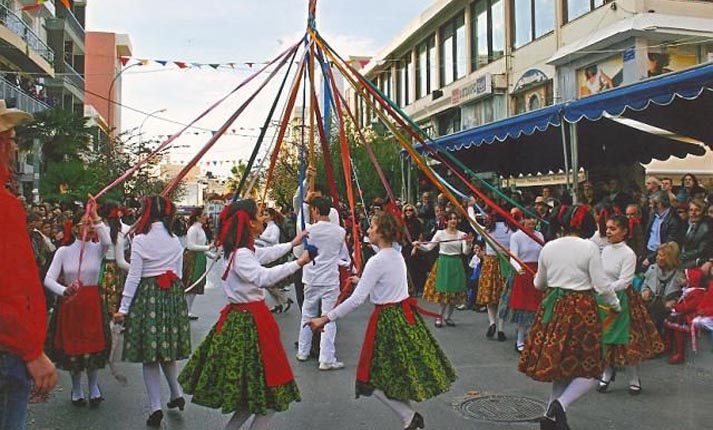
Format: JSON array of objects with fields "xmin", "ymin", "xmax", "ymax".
[{"xmin": 298, "ymin": 284, "xmax": 339, "ymax": 363}]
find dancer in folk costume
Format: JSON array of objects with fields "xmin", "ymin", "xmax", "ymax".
[
  {"xmin": 477, "ymin": 213, "xmax": 513, "ymax": 339},
  {"xmin": 256, "ymin": 207, "xmax": 294, "ymax": 314},
  {"xmin": 519, "ymin": 205, "xmax": 621, "ymax": 430},
  {"xmin": 183, "ymin": 207, "xmax": 216, "ymax": 320},
  {"xmin": 508, "ymin": 214, "xmax": 544, "ymax": 353},
  {"xmin": 415, "ymin": 210, "xmax": 471, "ymax": 328},
  {"xmin": 44, "ymin": 210, "xmax": 112, "ymax": 407},
  {"xmin": 179, "ymin": 199, "xmax": 312, "ymax": 430},
  {"xmin": 113, "ymin": 196, "xmax": 191, "ymax": 427},
  {"xmin": 309, "ymin": 211, "xmax": 455, "ymax": 430},
  {"xmin": 97, "ymin": 201, "xmax": 130, "ymax": 318},
  {"xmin": 597, "ymin": 215, "xmax": 664, "ymax": 395}
]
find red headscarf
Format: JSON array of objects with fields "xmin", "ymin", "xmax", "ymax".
[{"xmin": 217, "ymin": 206, "xmax": 254, "ymax": 280}]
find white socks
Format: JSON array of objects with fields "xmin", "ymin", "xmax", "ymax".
[
  {"xmin": 142, "ymin": 363, "xmax": 162, "ymax": 413},
  {"xmin": 160, "ymin": 361, "xmax": 184, "ymax": 400},
  {"xmin": 373, "ymin": 389, "xmax": 415, "ymax": 427},
  {"xmin": 186, "ymin": 294, "xmax": 196, "ymax": 314},
  {"xmin": 70, "ymin": 372, "xmax": 84, "ymax": 400},
  {"xmin": 626, "ymin": 365, "xmax": 640, "ymax": 386},
  {"xmin": 440, "ymin": 303, "xmax": 447, "ymax": 318},
  {"xmin": 549, "ymin": 380, "xmax": 568, "ymax": 409},
  {"xmin": 557, "ymin": 378, "xmax": 597, "ymax": 410},
  {"xmin": 87, "ymin": 369, "xmax": 101, "ymax": 398},
  {"xmin": 224, "ymin": 409, "xmax": 274, "ymax": 430},
  {"xmin": 516, "ymin": 323, "xmax": 527, "ymax": 347},
  {"xmin": 445, "ymin": 304, "xmax": 455, "ymax": 320},
  {"xmin": 487, "ymin": 305, "xmax": 497, "ymax": 325},
  {"xmin": 601, "ymin": 366, "xmax": 615, "ymax": 383}
]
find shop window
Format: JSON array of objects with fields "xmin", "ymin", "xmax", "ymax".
[
  {"xmin": 440, "ymin": 11, "xmax": 466, "ymax": 88},
  {"xmin": 564, "ymin": 0, "xmax": 606, "ymax": 23},
  {"xmin": 461, "ymin": 95, "xmax": 506, "ymax": 130},
  {"xmin": 511, "ymin": 81, "xmax": 553, "ymax": 115},
  {"xmin": 512, "ymin": 0, "xmax": 555, "ymax": 48},
  {"xmin": 471, "ymin": 0, "xmax": 505, "ymax": 70},
  {"xmin": 396, "ymin": 54, "xmax": 412, "ymax": 107},
  {"xmin": 416, "ymin": 35, "xmax": 436, "ymax": 99},
  {"xmin": 437, "ymin": 108, "xmax": 462, "ymax": 136}
]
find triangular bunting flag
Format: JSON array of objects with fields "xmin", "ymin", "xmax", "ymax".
[
  {"xmin": 120, "ymin": 57, "xmax": 130, "ymax": 66},
  {"xmin": 209, "ymin": 64, "xmax": 220, "ymax": 70},
  {"xmin": 211, "ymin": 131, "xmax": 218, "ymax": 136},
  {"xmin": 174, "ymin": 62, "xmax": 188, "ymax": 69},
  {"xmin": 59, "ymin": 0, "xmax": 70, "ymax": 9},
  {"xmin": 139, "ymin": 59, "xmax": 150, "ymax": 66},
  {"xmin": 191, "ymin": 62, "xmax": 202, "ymax": 68},
  {"xmin": 156, "ymin": 60, "xmax": 167, "ymax": 66},
  {"xmin": 228, "ymin": 63, "xmax": 235, "ymax": 69},
  {"xmin": 245, "ymin": 62, "xmax": 254, "ymax": 68},
  {"xmin": 22, "ymin": 0, "xmax": 45, "ymax": 12}
]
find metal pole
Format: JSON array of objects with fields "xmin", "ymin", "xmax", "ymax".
[
  {"xmin": 32, "ymin": 138, "xmax": 41, "ymax": 203},
  {"xmin": 569, "ymin": 122, "xmax": 579, "ymax": 204},
  {"xmin": 560, "ymin": 120, "xmax": 570, "ymax": 198},
  {"xmin": 107, "ymin": 63, "xmax": 140, "ymax": 133},
  {"xmin": 138, "ymin": 108, "xmax": 167, "ymax": 145}
]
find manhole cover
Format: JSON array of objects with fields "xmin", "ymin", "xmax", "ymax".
[{"xmin": 459, "ymin": 395, "xmax": 546, "ymax": 423}]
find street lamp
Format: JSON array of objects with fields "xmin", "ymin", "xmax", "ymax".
[
  {"xmin": 107, "ymin": 63, "xmax": 140, "ymax": 133},
  {"xmin": 138, "ymin": 108, "xmax": 167, "ymax": 145}
]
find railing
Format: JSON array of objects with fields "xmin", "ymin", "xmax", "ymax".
[
  {"xmin": 0, "ymin": 4, "xmax": 54, "ymax": 65},
  {"xmin": 63, "ymin": 61, "xmax": 84, "ymax": 90},
  {"xmin": 62, "ymin": 7, "xmax": 85, "ymax": 42},
  {"xmin": 0, "ymin": 76, "xmax": 49, "ymax": 114}
]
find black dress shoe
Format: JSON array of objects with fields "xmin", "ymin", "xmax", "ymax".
[
  {"xmin": 147, "ymin": 410, "xmax": 163, "ymax": 427},
  {"xmin": 486, "ymin": 324, "xmax": 496, "ymax": 338},
  {"xmin": 71, "ymin": 397, "xmax": 86, "ymax": 407},
  {"xmin": 405, "ymin": 412, "xmax": 424, "ymax": 430},
  {"xmin": 497, "ymin": 331, "xmax": 507, "ymax": 342},
  {"xmin": 271, "ymin": 304, "xmax": 283, "ymax": 313},
  {"xmin": 540, "ymin": 416, "xmax": 556, "ymax": 430},
  {"xmin": 167, "ymin": 396, "xmax": 186, "ymax": 411},
  {"xmin": 546, "ymin": 400, "xmax": 570, "ymax": 430},
  {"xmin": 444, "ymin": 319, "xmax": 456, "ymax": 327},
  {"xmin": 88, "ymin": 396, "xmax": 104, "ymax": 407}
]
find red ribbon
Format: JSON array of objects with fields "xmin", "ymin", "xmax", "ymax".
[
  {"xmin": 215, "ymin": 301, "xmax": 294, "ymax": 388},
  {"xmin": 156, "ymin": 270, "xmax": 179, "ymax": 290},
  {"xmin": 356, "ymin": 298, "xmax": 441, "ymax": 384}
]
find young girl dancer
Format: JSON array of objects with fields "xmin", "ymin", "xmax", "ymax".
[
  {"xmin": 114, "ymin": 196, "xmax": 191, "ymax": 427},
  {"xmin": 309, "ymin": 211, "xmax": 456, "ymax": 430},
  {"xmin": 179, "ymin": 199, "xmax": 311, "ymax": 430}
]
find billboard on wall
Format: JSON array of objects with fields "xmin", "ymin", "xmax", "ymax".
[
  {"xmin": 647, "ymin": 45, "xmax": 699, "ymax": 78},
  {"xmin": 577, "ymin": 54, "xmax": 624, "ymax": 97}
]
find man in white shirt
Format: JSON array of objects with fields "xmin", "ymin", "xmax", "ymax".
[{"xmin": 297, "ymin": 197, "xmax": 347, "ymax": 370}]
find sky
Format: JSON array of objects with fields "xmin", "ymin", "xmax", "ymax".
[{"xmin": 86, "ymin": 0, "xmax": 434, "ymax": 177}]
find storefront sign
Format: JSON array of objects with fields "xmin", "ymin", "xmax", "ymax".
[
  {"xmin": 512, "ymin": 69, "xmax": 549, "ymax": 93},
  {"xmin": 451, "ymin": 74, "xmax": 491, "ymax": 104}
]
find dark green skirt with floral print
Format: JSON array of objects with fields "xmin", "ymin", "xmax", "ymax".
[
  {"xmin": 122, "ymin": 277, "xmax": 191, "ymax": 363},
  {"xmin": 356, "ymin": 305, "xmax": 456, "ymax": 401},
  {"xmin": 178, "ymin": 310, "xmax": 300, "ymax": 415}
]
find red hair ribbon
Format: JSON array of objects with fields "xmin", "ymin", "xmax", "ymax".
[
  {"xmin": 556, "ymin": 205, "xmax": 569, "ymax": 226},
  {"xmin": 62, "ymin": 219, "xmax": 73, "ymax": 245},
  {"xmin": 108, "ymin": 208, "xmax": 124, "ymax": 219},
  {"xmin": 570, "ymin": 205, "xmax": 588, "ymax": 231},
  {"xmin": 163, "ymin": 197, "xmax": 172, "ymax": 216},
  {"xmin": 627, "ymin": 216, "xmax": 640, "ymax": 240},
  {"xmin": 220, "ymin": 209, "xmax": 253, "ymax": 281},
  {"xmin": 134, "ymin": 197, "xmax": 153, "ymax": 234}
]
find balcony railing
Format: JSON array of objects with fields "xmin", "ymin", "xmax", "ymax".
[
  {"xmin": 0, "ymin": 4, "xmax": 54, "ymax": 65},
  {"xmin": 62, "ymin": 7, "xmax": 85, "ymax": 43},
  {"xmin": 63, "ymin": 61, "xmax": 84, "ymax": 91},
  {"xmin": 0, "ymin": 76, "xmax": 50, "ymax": 114}
]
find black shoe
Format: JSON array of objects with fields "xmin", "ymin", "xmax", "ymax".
[
  {"xmin": 283, "ymin": 298, "xmax": 294, "ymax": 313},
  {"xmin": 405, "ymin": 412, "xmax": 424, "ymax": 430},
  {"xmin": 88, "ymin": 396, "xmax": 104, "ymax": 408},
  {"xmin": 486, "ymin": 324, "xmax": 496, "ymax": 338},
  {"xmin": 71, "ymin": 397, "xmax": 86, "ymax": 407},
  {"xmin": 628, "ymin": 379, "xmax": 642, "ymax": 395},
  {"xmin": 540, "ymin": 416, "xmax": 556, "ymax": 430},
  {"xmin": 444, "ymin": 318, "xmax": 456, "ymax": 327},
  {"xmin": 271, "ymin": 305, "xmax": 283, "ymax": 313},
  {"xmin": 497, "ymin": 331, "xmax": 507, "ymax": 342},
  {"xmin": 545, "ymin": 400, "xmax": 569, "ymax": 430},
  {"xmin": 188, "ymin": 314, "xmax": 199, "ymax": 320},
  {"xmin": 597, "ymin": 369, "xmax": 616, "ymax": 393},
  {"xmin": 167, "ymin": 396, "xmax": 185, "ymax": 411},
  {"xmin": 147, "ymin": 410, "xmax": 163, "ymax": 427}
]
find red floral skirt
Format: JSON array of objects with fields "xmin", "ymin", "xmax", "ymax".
[
  {"xmin": 519, "ymin": 289, "xmax": 603, "ymax": 382},
  {"xmin": 605, "ymin": 288, "xmax": 665, "ymax": 366},
  {"xmin": 476, "ymin": 255, "xmax": 504, "ymax": 306}
]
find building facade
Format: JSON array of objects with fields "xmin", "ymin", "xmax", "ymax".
[
  {"xmin": 46, "ymin": 0, "xmax": 85, "ymax": 116},
  {"xmin": 349, "ymin": 0, "xmax": 713, "ymax": 177}
]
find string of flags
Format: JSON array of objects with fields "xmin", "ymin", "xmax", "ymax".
[
  {"xmin": 119, "ymin": 56, "xmax": 370, "ymax": 71},
  {"xmin": 23, "ymin": 0, "xmax": 70, "ymax": 11}
]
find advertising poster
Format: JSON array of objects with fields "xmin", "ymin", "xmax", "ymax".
[{"xmin": 577, "ymin": 54, "xmax": 624, "ymax": 97}]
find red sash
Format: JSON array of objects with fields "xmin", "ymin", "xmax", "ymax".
[
  {"xmin": 54, "ymin": 285, "xmax": 106, "ymax": 355},
  {"xmin": 356, "ymin": 298, "xmax": 440, "ymax": 383},
  {"xmin": 215, "ymin": 301, "xmax": 294, "ymax": 388},
  {"xmin": 156, "ymin": 270, "xmax": 179, "ymax": 290}
]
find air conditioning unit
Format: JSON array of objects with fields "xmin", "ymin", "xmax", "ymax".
[{"xmin": 432, "ymin": 89, "xmax": 443, "ymax": 100}]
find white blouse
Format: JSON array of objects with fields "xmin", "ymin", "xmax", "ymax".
[
  {"xmin": 186, "ymin": 222, "xmax": 210, "ymax": 252},
  {"xmin": 417, "ymin": 229, "xmax": 470, "ymax": 256},
  {"xmin": 534, "ymin": 236, "xmax": 619, "ymax": 307},
  {"xmin": 119, "ymin": 222, "xmax": 183, "ymax": 314},
  {"xmin": 589, "ymin": 230, "xmax": 610, "ymax": 252},
  {"xmin": 486, "ymin": 222, "xmax": 513, "ymax": 256},
  {"xmin": 223, "ymin": 243, "xmax": 301, "ymax": 303},
  {"xmin": 104, "ymin": 222, "xmax": 130, "ymax": 272},
  {"xmin": 601, "ymin": 241, "xmax": 636, "ymax": 292},
  {"xmin": 327, "ymin": 247, "xmax": 409, "ymax": 321},
  {"xmin": 256, "ymin": 221, "xmax": 280, "ymax": 247},
  {"xmin": 44, "ymin": 223, "xmax": 111, "ymax": 295},
  {"xmin": 510, "ymin": 229, "xmax": 543, "ymax": 272}
]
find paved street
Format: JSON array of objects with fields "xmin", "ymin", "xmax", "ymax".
[{"xmin": 28, "ymin": 263, "xmax": 713, "ymax": 430}]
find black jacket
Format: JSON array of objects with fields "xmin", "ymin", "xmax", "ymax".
[
  {"xmin": 680, "ymin": 219, "xmax": 713, "ymax": 268},
  {"xmin": 644, "ymin": 209, "xmax": 685, "ymax": 258}
]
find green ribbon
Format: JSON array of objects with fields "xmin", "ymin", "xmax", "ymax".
[
  {"xmin": 597, "ymin": 290, "xmax": 630, "ymax": 346},
  {"xmin": 540, "ymin": 288, "xmax": 567, "ymax": 324}
]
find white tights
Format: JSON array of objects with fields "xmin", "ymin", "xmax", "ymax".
[
  {"xmin": 373, "ymin": 389, "xmax": 415, "ymax": 427},
  {"xmin": 142, "ymin": 361, "xmax": 184, "ymax": 413},
  {"xmin": 224, "ymin": 409, "xmax": 275, "ymax": 430},
  {"xmin": 550, "ymin": 378, "xmax": 597, "ymax": 411},
  {"xmin": 487, "ymin": 304, "xmax": 497, "ymax": 325},
  {"xmin": 70, "ymin": 370, "xmax": 101, "ymax": 400},
  {"xmin": 439, "ymin": 304, "xmax": 455, "ymax": 320},
  {"xmin": 186, "ymin": 294, "xmax": 197, "ymax": 314}
]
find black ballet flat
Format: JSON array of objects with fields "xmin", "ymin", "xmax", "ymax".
[
  {"xmin": 545, "ymin": 400, "xmax": 570, "ymax": 430},
  {"xmin": 71, "ymin": 397, "xmax": 86, "ymax": 407},
  {"xmin": 88, "ymin": 396, "xmax": 104, "ymax": 407},
  {"xmin": 497, "ymin": 331, "xmax": 507, "ymax": 342},
  {"xmin": 486, "ymin": 324, "xmax": 496, "ymax": 338},
  {"xmin": 283, "ymin": 298, "xmax": 294, "ymax": 313},
  {"xmin": 167, "ymin": 396, "xmax": 185, "ymax": 411},
  {"xmin": 146, "ymin": 410, "xmax": 163, "ymax": 427},
  {"xmin": 597, "ymin": 369, "xmax": 616, "ymax": 393},
  {"xmin": 628, "ymin": 380, "xmax": 642, "ymax": 395},
  {"xmin": 405, "ymin": 412, "xmax": 424, "ymax": 430},
  {"xmin": 271, "ymin": 304, "xmax": 283, "ymax": 313},
  {"xmin": 444, "ymin": 319, "xmax": 456, "ymax": 327}
]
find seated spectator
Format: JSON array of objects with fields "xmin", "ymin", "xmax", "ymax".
[
  {"xmin": 680, "ymin": 199, "xmax": 713, "ymax": 269},
  {"xmin": 676, "ymin": 202, "xmax": 689, "ymax": 224},
  {"xmin": 625, "ymin": 204, "xmax": 646, "ymax": 262},
  {"xmin": 579, "ymin": 182, "xmax": 598, "ymax": 207},
  {"xmin": 677, "ymin": 173, "xmax": 706, "ymax": 204},
  {"xmin": 643, "ymin": 191, "xmax": 685, "ymax": 267},
  {"xmin": 641, "ymin": 242, "xmax": 686, "ymax": 335},
  {"xmin": 661, "ymin": 177, "xmax": 679, "ymax": 208},
  {"xmin": 606, "ymin": 178, "xmax": 634, "ymax": 213}
]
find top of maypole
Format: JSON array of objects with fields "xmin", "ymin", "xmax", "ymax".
[{"xmin": 308, "ymin": 0, "xmax": 317, "ymax": 31}]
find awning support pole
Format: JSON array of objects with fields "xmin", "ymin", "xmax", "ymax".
[
  {"xmin": 560, "ymin": 118, "xmax": 571, "ymax": 198},
  {"xmin": 569, "ymin": 121, "xmax": 579, "ymax": 204}
]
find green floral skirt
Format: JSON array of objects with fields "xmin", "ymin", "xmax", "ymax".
[
  {"xmin": 178, "ymin": 310, "xmax": 300, "ymax": 415},
  {"xmin": 183, "ymin": 250, "xmax": 207, "ymax": 295},
  {"xmin": 99, "ymin": 260, "xmax": 126, "ymax": 316},
  {"xmin": 356, "ymin": 305, "xmax": 456, "ymax": 401},
  {"xmin": 123, "ymin": 277, "xmax": 191, "ymax": 363}
]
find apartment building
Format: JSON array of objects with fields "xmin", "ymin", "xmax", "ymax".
[
  {"xmin": 350, "ymin": 0, "xmax": 713, "ymax": 172},
  {"xmin": 46, "ymin": 0, "xmax": 85, "ymax": 115}
]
